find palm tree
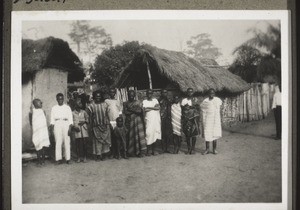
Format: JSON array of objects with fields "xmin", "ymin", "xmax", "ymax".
[
  {"xmin": 243, "ymin": 22, "xmax": 280, "ymax": 59},
  {"xmin": 229, "ymin": 22, "xmax": 281, "ymax": 83}
]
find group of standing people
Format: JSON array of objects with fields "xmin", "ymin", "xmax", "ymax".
[{"xmin": 30, "ymin": 87, "xmax": 224, "ymax": 166}]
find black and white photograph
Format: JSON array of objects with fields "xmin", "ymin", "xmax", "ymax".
[{"xmin": 11, "ymin": 10, "xmax": 290, "ymax": 210}]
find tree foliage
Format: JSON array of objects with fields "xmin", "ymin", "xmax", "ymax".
[
  {"xmin": 185, "ymin": 33, "xmax": 222, "ymax": 60},
  {"xmin": 92, "ymin": 41, "xmax": 142, "ymax": 87},
  {"xmin": 228, "ymin": 46, "xmax": 262, "ymax": 83},
  {"xmin": 229, "ymin": 23, "xmax": 281, "ymax": 83},
  {"xmin": 68, "ymin": 20, "xmax": 113, "ymax": 63},
  {"xmin": 244, "ymin": 23, "xmax": 281, "ymax": 59}
]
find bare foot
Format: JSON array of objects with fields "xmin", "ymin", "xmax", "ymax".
[
  {"xmin": 202, "ymin": 150, "xmax": 209, "ymax": 155},
  {"xmin": 56, "ymin": 160, "xmax": 63, "ymax": 165},
  {"xmin": 212, "ymin": 150, "xmax": 218, "ymax": 155},
  {"xmin": 152, "ymin": 151, "xmax": 159, "ymax": 156},
  {"xmin": 137, "ymin": 153, "xmax": 144, "ymax": 158}
]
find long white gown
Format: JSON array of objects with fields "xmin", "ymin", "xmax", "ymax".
[
  {"xmin": 201, "ymin": 97, "xmax": 222, "ymax": 142},
  {"xmin": 142, "ymin": 99, "xmax": 161, "ymax": 145},
  {"xmin": 32, "ymin": 108, "xmax": 50, "ymax": 151}
]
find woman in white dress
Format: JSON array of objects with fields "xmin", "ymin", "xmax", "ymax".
[
  {"xmin": 200, "ymin": 89, "xmax": 222, "ymax": 155},
  {"xmin": 143, "ymin": 89, "xmax": 161, "ymax": 155}
]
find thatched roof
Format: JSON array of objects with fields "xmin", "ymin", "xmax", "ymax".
[
  {"xmin": 198, "ymin": 58, "xmax": 219, "ymax": 66},
  {"xmin": 22, "ymin": 37, "xmax": 84, "ymax": 82},
  {"xmin": 115, "ymin": 45, "xmax": 250, "ymax": 94}
]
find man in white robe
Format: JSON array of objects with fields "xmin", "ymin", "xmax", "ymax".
[{"xmin": 201, "ymin": 89, "xmax": 222, "ymax": 155}]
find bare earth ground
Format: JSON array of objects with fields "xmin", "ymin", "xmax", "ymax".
[{"xmin": 22, "ymin": 113, "xmax": 281, "ymax": 203}]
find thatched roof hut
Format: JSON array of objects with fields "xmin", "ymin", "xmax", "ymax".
[
  {"xmin": 22, "ymin": 36, "xmax": 84, "ymax": 82},
  {"xmin": 115, "ymin": 45, "xmax": 250, "ymax": 95},
  {"xmin": 22, "ymin": 37, "xmax": 84, "ymax": 152}
]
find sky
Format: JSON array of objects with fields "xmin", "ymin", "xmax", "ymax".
[{"xmin": 22, "ymin": 19, "xmax": 280, "ymax": 65}]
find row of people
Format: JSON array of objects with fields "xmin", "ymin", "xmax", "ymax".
[{"xmin": 30, "ymin": 88, "xmax": 223, "ymax": 165}]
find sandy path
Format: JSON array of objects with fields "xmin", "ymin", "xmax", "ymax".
[{"xmin": 22, "ymin": 114, "xmax": 281, "ymax": 203}]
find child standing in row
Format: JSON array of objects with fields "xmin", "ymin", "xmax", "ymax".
[
  {"xmin": 30, "ymin": 99, "xmax": 50, "ymax": 165},
  {"xmin": 113, "ymin": 117, "xmax": 128, "ymax": 159},
  {"xmin": 72, "ymin": 98, "xmax": 89, "ymax": 163}
]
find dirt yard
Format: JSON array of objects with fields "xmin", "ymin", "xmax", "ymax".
[{"xmin": 22, "ymin": 113, "xmax": 281, "ymax": 203}]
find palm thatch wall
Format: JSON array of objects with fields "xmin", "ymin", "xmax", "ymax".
[
  {"xmin": 115, "ymin": 45, "xmax": 250, "ymax": 95},
  {"xmin": 22, "ymin": 37, "xmax": 84, "ymax": 83}
]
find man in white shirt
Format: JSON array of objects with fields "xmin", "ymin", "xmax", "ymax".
[
  {"xmin": 50, "ymin": 93, "xmax": 73, "ymax": 164},
  {"xmin": 272, "ymin": 84, "xmax": 281, "ymax": 140}
]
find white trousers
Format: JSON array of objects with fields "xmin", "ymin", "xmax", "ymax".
[{"xmin": 54, "ymin": 121, "xmax": 70, "ymax": 161}]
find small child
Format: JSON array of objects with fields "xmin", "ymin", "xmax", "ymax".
[
  {"xmin": 72, "ymin": 98, "xmax": 89, "ymax": 163},
  {"xmin": 171, "ymin": 95, "xmax": 182, "ymax": 154},
  {"xmin": 30, "ymin": 98, "xmax": 50, "ymax": 166},
  {"xmin": 113, "ymin": 117, "xmax": 128, "ymax": 160}
]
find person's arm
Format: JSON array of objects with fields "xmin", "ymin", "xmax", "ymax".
[
  {"xmin": 153, "ymin": 100, "xmax": 160, "ymax": 110},
  {"xmin": 118, "ymin": 100, "xmax": 123, "ymax": 116},
  {"xmin": 29, "ymin": 112, "xmax": 32, "ymax": 126},
  {"xmin": 142, "ymin": 100, "xmax": 148, "ymax": 116},
  {"xmin": 84, "ymin": 110, "xmax": 89, "ymax": 124},
  {"xmin": 50, "ymin": 107, "xmax": 55, "ymax": 126},
  {"xmin": 67, "ymin": 107, "xmax": 73, "ymax": 134},
  {"xmin": 167, "ymin": 101, "xmax": 172, "ymax": 119},
  {"xmin": 49, "ymin": 107, "xmax": 55, "ymax": 133},
  {"xmin": 68, "ymin": 106, "xmax": 73, "ymax": 126},
  {"xmin": 144, "ymin": 107, "xmax": 152, "ymax": 112},
  {"xmin": 83, "ymin": 110, "xmax": 90, "ymax": 132},
  {"xmin": 143, "ymin": 100, "xmax": 160, "ymax": 112},
  {"xmin": 272, "ymin": 93, "xmax": 277, "ymax": 109},
  {"xmin": 218, "ymin": 98, "xmax": 223, "ymax": 116},
  {"xmin": 105, "ymin": 104, "xmax": 111, "ymax": 125},
  {"xmin": 123, "ymin": 102, "xmax": 132, "ymax": 115},
  {"xmin": 86, "ymin": 106, "xmax": 94, "ymax": 128},
  {"xmin": 73, "ymin": 112, "xmax": 81, "ymax": 132},
  {"xmin": 132, "ymin": 101, "xmax": 144, "ymax": 114},
  {"xmin": 144, "ymin": 106, "xmax": 159, "ymax": 112},
  {"xmin": 181, "ymin": 98, "xmax": 187, "ymax": 109},
  {"xmin": 200, "ymin": 101, "xmax": 207, "ymax": 122},
  {"xmin": 145, "ymin": 99, "xmax": 160, "ymax": 111}
]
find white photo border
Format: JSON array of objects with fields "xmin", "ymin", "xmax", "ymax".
[{"xmin": 11, "ymin": 10, "xmax": 291, "ymax": 210}]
